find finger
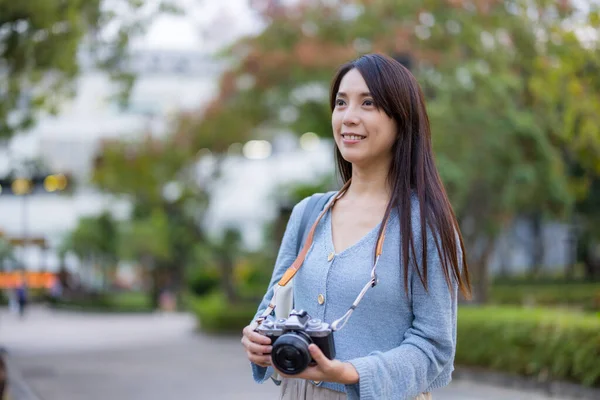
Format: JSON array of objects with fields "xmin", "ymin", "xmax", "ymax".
[
  {"xmin": 248, "ymin": 352, "xmax": 272, "ymax": 367},
  {"xmin": 247, "ymin": 342, "xmax": 272, "ymax": 355},
  {"xmin": 240, "ymin": 335, "xmax": 250, "ymax": 349},
  {"xmin": 308, "ymin": 344, "xmax": 329, "ymax": 367},
  {"xmin": 247, "ymin": 331, "xmax": 272, "ymax": 345},
  {"xmin": 241, "ymin": 336, "xmax": 269, "ymax": 354},
  {"xmin": 241, "ymin": 326, "xmax": 272, "ymax": 346}
]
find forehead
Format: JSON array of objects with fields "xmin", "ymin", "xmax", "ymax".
[{"xmin": 337, "ymin": 69, "xmax": 369, "ymax": 94}]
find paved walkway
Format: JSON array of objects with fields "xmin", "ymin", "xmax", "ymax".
[{"xmin": 0, "ymin": 306, "xmax": 572, "ymax": 400}]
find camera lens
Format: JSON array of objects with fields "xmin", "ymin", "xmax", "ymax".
[{"xmin": 271, "ymin": 332, "xmax": 312, "ymax": 375}]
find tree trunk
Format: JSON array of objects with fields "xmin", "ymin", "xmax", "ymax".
[
  {"xmin": 141, "ymin": 253, "xmax": 159, "ymax": 309},
  {"xmin": 582, "ymin": 239, "xmax": 600, "ymax": 280},
  {"xmin": 530, "ymin": 212, "xmax": 545, "ymax": 277},
  {"xmin": 220, "ymin": 257, "xmax": 237, "ymax": 303},
  {"xmin": 464, "ymin": 237, "xmax": 497, "ymax": 304},
  {"xmin": 565, "ymin": 224, "xmax": 578, "ymax": 280}
]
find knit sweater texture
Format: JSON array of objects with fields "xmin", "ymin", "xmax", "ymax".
[{"xmin": 251, "ymin": 192, "xmax": 460, "ymax": 399}]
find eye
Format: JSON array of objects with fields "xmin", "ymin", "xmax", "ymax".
[
  {"xmin": 335, "ymin": 98, "xmax": 346, "ymax": 107},
  {"xmin": 363, "ymin": 99, "xmax": 375, "ymax": 107}
]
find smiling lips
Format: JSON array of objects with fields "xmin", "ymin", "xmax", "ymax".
[{"xmin": 341, "ymin": 133, "xmax": 366, "ymax": 142}]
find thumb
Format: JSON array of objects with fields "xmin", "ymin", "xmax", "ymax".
[{"xmin": 308, "ymin": 344, "xmax": 327, "ymax": 364}]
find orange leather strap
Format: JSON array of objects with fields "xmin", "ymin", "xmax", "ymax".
[{"xmin": 277, "ymin": 180, "xmax": 350, "ymax": 286}]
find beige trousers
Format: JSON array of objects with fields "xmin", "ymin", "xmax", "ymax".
[{"xmin": 279, "ymin": 378, "xmax": 432, "ymax": 400}]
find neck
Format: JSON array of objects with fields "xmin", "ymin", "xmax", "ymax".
[{"xmin": 345, "ymin": 161, "xmax": 391, "ymax": 202}]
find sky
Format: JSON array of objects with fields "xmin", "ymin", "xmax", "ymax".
[{"xmin": 130, "ymin": 0, "xmax": 264, "ymax": 52}]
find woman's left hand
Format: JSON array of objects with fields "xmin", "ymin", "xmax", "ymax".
[{"xmin": 274, "ymin": 344, "xmax": 359, "ymax": 385}]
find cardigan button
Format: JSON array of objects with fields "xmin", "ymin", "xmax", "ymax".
[{"xmin": 317, "ymin": 294, "xmax": 325, "ymax": 305}]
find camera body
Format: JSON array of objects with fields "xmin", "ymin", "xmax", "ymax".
[{"xmin": 256, "ymin": 309, "xmax": 336, "ymax": 375}]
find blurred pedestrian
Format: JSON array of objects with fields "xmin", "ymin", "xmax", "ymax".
[
  {"xmin": 15, "ymin": 281, "xmax": 28, "ymax": 318},
  {"xmin": 242, "ymin": 53, "xmax": 472, "ymax": 399}
]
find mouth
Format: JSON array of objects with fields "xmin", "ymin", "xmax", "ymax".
[{"xmin": 341, "ymin": 133, "xmax": 366, "ymax": 141}]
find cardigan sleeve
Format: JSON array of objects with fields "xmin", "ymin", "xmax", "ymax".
[
  {"xmin": 345, "ymin": 226, "xmax": 461, "ymax": 400},
  {"xmin": 250, "ymin": 196, "xmax": 310, "ymax": 384}
]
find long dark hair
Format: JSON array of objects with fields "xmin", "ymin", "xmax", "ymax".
[{"xmin": 329, "ymin": 53, "xmax": 471, "ymax": 299}]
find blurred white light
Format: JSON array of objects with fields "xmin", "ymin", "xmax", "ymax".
[
  {"xmin": 415, "ymin": 25, "xmax": 431, "ymax": 40},
  {"xmin": 243, "ymin": 140, "xmax": 272, "ymax": 160},
  {"xmin": 496, "ymin": 29, "xmax": 511, "ymax": 47},
  {"xmin": 162, "ymin": 181, "xmax": 183, "ymax": 203},
  {"xmin": 419, "ymin": 12, "xmax": 435, "ymax": 27},
  {"xmin": 290, "ymin": 83, "xmax": 328, "ymax": 104},
  {"xmin": 196, "ymin": 148, "xmax": 212, "ymax": 160},
  {"xmin": 456, "ymin": 67, "xmax": 474, "ymax": 89},
  {"xmin": 279, "ymin": 106, "xmax": 299, "ymax": 123},
  {"xmin": 300, "ymin": 132, "xmax": 320, "ymax": 151},
  {"xmin": 14, "ymin": 20, "xmax": 28, "ymax": 34},
  {"xmin": 480, "ymin": 31, "xmax": 496, "ymax": 50},
  {"xmin": 463, "ymin": 1, "xmax": 477, "ymax": 12},
  {"xmin": 446, "ymin": 20, "xmax": 461, "ymax": 35},
  {"xmin": 353, "ymin": 38, "xmax": 372, "ymax": 54},
  {"xmin": 236, "ymin": 74, "xmax": 255, "ymax": 91},
  {"xmin": 339, "ymin": 4, "xmax": 363, "ymax": 21},
  {"xmin": 302, "ymin": 21, "xmax": 318, "ymax": 37},
  {"xmin": 32, "ymin": 29, "xmax": 49, "ymax": 42}
]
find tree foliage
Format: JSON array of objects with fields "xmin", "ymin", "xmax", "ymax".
[
  {"xmin": 91, "ymin": 132, "xmax": 209, "ymax": 301},
  {"xmin": 190, "ymin": 0, "xmax": 600, "ymax": 301},
  {"xmin": 0, "ymin": 0, "xmax": 176, "ymax": 138}
]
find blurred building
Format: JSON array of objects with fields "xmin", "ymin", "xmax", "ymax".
[
  {"xmin": 0, "ymin": 49, "xmax": 573, "ymax": 278},
  {"xmin": 0, "ymin": 48, "xmax": 333, "ymax": 280},
  {"xmin": 0, "ymin": 49, "xmax": 224, "ymax": 275},
  {"xmin": 3, "ymin": 50, "xmax": 223, "ymax": 181}
]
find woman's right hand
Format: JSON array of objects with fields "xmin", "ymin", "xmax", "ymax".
[{"xmin": 241, "ymin": 324, "xmax": 273, "ymax": 367}]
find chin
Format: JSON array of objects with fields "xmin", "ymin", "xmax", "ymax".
[{"xmin": 338, "ymin": 148, "xmax": 365, "ymax": 165}]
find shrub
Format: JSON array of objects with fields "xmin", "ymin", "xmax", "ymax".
[
  {"xmin": 187, "ymin": 268, "xmax": 221, "ymax": 297},
  {"xmin": 189, "ymin": 291, "xmax": 257, "ymax": 334},
  {"xmin": 49, "ymin": 291, "xmax": 153, "ymax": 313},
  {"xmin": 490, "ymin": 282, "xmax": 600, "ymax": 311},
  {"xmin": 457, "ymin": 306, "xmax": 600, "ymax": 387}
]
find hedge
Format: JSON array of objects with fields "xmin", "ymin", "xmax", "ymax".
[
  {"xmin": 490, "ymin": 283, "xmax": 600, "ymax": 311},
  {"xmin": 456, "ymin": 306, "xmax": 600, "ymax": 388},
  {"xmin": 48, "ymin": 291, "xmax": 153, "ymax": 313},
  {"xmin": 187, "ymin": 292, "xmax": 258, "ymax": 334},
  {"xmin": 189, "ymin": 294, "xmax": 600, "ymax": 387}
]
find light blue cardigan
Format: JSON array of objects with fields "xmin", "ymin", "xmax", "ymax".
[{"xmin": 251, "ymin": 193, "xmax": 460, "ymax": 399}]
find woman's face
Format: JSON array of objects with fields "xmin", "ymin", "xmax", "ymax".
[{"xmin": 332, "ymin": 68, "xmax": 397, "ymax": 169}]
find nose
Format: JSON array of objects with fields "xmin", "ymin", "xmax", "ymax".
[{"xmin": 342, "ymin": 106, "xmax": 360, "ymax": 126}]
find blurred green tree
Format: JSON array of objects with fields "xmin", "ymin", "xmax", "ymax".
[
  {"xmin": 92, "ymin": 134, "xmax": 209, "ymax": 306},
  {"xmin": 190, "ymin": 0, "xmax": 600, "ymax": 302},
  {"xmin": 63, "ymin": 211, "xmax": 119, "ymax": 289},
  {"xmin": 0, "ymin": 0, "xmax": 177, "ymax": 139},
  {"xmin": 0, "ymin": 237, "xmax": 16, "ymax": 270}
]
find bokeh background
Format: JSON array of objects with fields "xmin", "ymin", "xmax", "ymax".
[{"xmin": 0, "ymin": 1, "xmax": 599, "ymax": 399}]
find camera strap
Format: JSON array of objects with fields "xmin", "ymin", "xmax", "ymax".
[{"xmin": 257, "ymin": 178, "xmax": 390, "ymax": 332}]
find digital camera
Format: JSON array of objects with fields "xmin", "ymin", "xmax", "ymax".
[{"xmin": 255, "ymin": 309, "xmax": 336, "ymax": 375}]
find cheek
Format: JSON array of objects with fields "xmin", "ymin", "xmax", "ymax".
[
  {"xmin": 331, "ymin": 113, "xmax": 342, "ymax": 131},
  {"xmin": 385, "ymin": 125, "xmax": 397, "ymax": 147},
  {"xmin": 374, "ymin": 119, "xmax": 397, "ymax": 149}
]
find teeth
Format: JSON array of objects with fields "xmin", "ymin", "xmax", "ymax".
[{"xmin": 344, "ymin": 135, "xmax": 364, "ymax": 140}]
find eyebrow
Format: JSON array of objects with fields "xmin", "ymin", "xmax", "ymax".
[{"xmin": 336, "ymin": 91, "xmax": 373, "ymax": 97}]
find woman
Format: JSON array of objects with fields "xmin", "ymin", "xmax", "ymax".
[{"xmin": 241, "ymin": 53, "xmax": 471, "ymax": 400}]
